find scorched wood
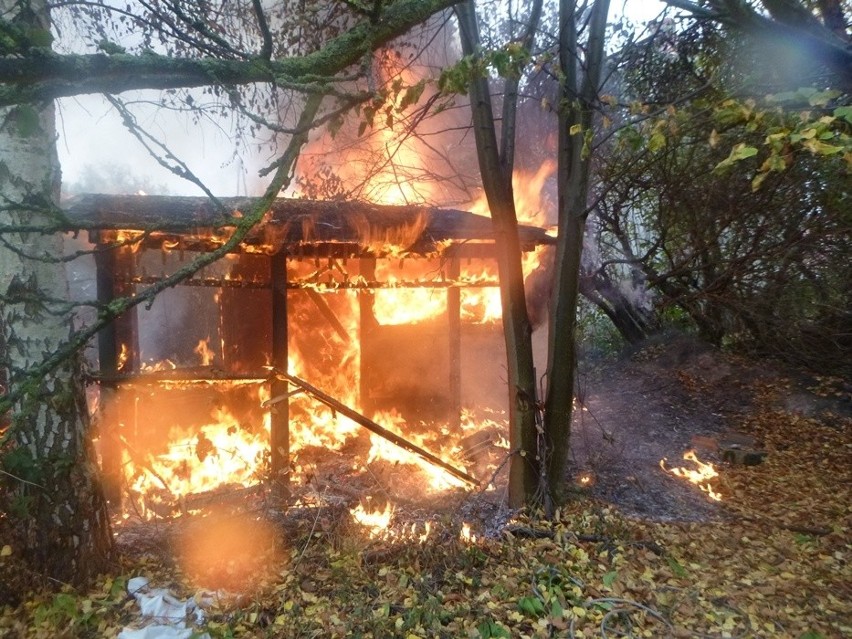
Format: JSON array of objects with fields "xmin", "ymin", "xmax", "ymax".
[{"xmin": 63, "ymin": 193, "xmax": 554, "ymax": 256}]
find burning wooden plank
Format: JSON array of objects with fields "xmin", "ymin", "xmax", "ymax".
[
  {"xmin": 269, "ymin": 370, "xmax": 479, "ymax": 487},
  {"xmin": 63, "ymin": 193, "xmax": 555, "ymax": 256}
]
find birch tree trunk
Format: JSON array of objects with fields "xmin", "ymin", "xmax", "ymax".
[{"xmin": 0, "ymin": 0, "xmax": 114, "ymax": 585}]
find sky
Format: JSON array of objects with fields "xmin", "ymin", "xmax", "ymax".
[
  {"xmin": 616, "ymin": 0, "xmax": 669, "ymax": 23},
  {"xmin": 57, "ymin": 0, "xmax": 672, "ymax": 198}
]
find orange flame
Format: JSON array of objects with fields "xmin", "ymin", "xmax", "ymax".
[
  {"xmin": 350, "ymin": 502, "xmax": 395, "ymax": 538},
  {"xmin": 194, "ymin": 338, "xmax": 216, "ymax": 366},
  {"xmin": 465, "ymin": 161, "xmax": 556, "ymax": 318},
  {"xmin": 117, "ymin": 343, "xmax": 129, "ymax": 371},
  {"xmin": 110, "ymin": 60, "xmax": 561, "ymax": 515},
  {"xmin": 660, "ymin": 450, "xmax": 722, "ymax": 501},
  {"xmin": 459, "ymin": 522, "xmax": 478, "ymax": 543}
]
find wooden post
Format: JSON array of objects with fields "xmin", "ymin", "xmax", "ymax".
[
  {"xmin": 359, "ymin": 257, "xmax": 377, "ymax": 416},
  {"xmin": 448, "ymin": 258, "xmax": 462, "ymax": 430},
  {"xmin": 94, "ymin": 241, "xmax": 139, "ymax": 507},
  {"xmin": 270, "ymin": 251, "xmax": 289, "ymax": 493}
]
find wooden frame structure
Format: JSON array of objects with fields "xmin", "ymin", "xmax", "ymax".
[{"xmin": 64, "ymin": 193, "xmax": 554, "ymax": 502}]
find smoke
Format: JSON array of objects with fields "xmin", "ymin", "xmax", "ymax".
[{"xmin": 58, "ymin": 93, "xmax": 268, "ymax": 197}]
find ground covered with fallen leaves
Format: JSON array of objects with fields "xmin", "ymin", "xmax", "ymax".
[{"xmin": 1, "ymin": 352, "xmax": 850, "ymax": 638}]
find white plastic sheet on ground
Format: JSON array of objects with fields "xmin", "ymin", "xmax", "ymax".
[{"xmin": 117, "ymin": 577, "xmax": 211, "ymax": 639}]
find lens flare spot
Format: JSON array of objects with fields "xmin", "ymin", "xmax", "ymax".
[{"xmin": 176, "ymin": 509, "xmax": 278, "ymax": 591}]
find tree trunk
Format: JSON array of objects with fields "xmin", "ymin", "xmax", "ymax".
[
  {"xmin": 543, "ymin": 0, "xmax": 610, "ymax": 504},
  {"xmin": 579, "ymin": 272, "xmax": 656, "ymax": 345},
  {"xmin": 456, "ymin": 0, "xmax": 540, "ymax": 507},
  {"xmin": 0, "ymin": 0, "xmax": 114, "ymax": 586}
]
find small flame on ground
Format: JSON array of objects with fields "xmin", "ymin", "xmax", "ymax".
[
  {"xmin": 350, "ymin": 502, "xmax": 394, "ymax": 538},
  {"xmin": 660, "ymin": 450, "xmax": 722, "ymax": 501},
  {"xmin": 460, "ymin": 522, "xmax": 476, "ymax": 543}
]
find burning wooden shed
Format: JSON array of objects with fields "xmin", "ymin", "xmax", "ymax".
[{"xmin": 64, "ymin": 193, "xmax": 554, "ymax": 513}]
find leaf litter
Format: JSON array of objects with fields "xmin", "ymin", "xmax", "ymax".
[{"xmin": 1, "ymin": 341, "xmax": 850, "ymax": 638}]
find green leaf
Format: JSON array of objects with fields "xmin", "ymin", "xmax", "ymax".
[
  {"xmin": 760, "ymin": 152, "xmax": 786, "ymax": 173},
  {"xmin": 648, "ymin": 131, "xmax": 666, "ymax": 152},
  {"xmin": 666, "ymin": 556, "xmax": 687, "ymax": 578},
  {"xmin": 751, "ymin": 171, "xmax": 769, "ymax": 191},
  {"xmin": 798, "ymin": 632, "xmax": 825, "ymax": 639},
  {"xmin": 518, "ymin": 596, "xmax": 545, "ymax": 617},
  {"xmin": 398, "ymin": 80, "xmax": 425, "ymax": 112},
  {"xmin": 833, "ymin": 106, "xmax": 852, "ymax": 125},
  {"xmin": 803, "ymin": 139, "xmax": 843, "ymax": 155},
  {"xmin": 438, "ymin": 56, "xmax": 475, "ymax": 95},
  {"xmin": 734, "ymin": 145, "xmax": 759, "ymax": 159},
  {"xmin": 477, "ymin": 620, "xmax": 510, "ymax": 638},
  {"xmin": 602, "ymin": 571, "xmax": 618, "ymax": 588},
  {"xmin": 714, "ymin": 143, "xmax": 758, "ymax": 171},
  {"xmin": 491, "ymin": 50, "xmax": 511, "ymax": 77},
  {"xmin": 550, "ymin": 599, "xmax": 564, "ymax": 618},
  {"xmin": 808, "ymin": 90, "xmax": 840, "ymax": 107}
]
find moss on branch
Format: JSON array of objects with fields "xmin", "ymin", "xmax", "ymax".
[{"xmin": 0, "ymin": 0, "xmax": 461, "ymax": 106}]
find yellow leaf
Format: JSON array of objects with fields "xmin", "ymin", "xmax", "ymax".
[{"xmin": 0, "ymin": 545, "xmax": 11, "ymax": 557}]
